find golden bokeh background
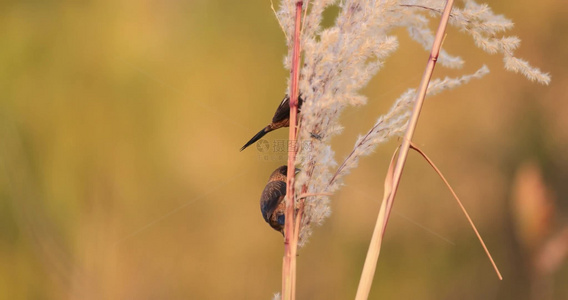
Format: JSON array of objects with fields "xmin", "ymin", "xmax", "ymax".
[{"xmin": 1, "ymin": 1, "xmax": 567, "ymax": 299}]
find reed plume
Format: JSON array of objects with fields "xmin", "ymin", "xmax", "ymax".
[{"xmin": 272, "ymin": 0, "xmax": 549, "ymax": 247}]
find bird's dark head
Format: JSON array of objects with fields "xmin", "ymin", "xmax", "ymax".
[{"xmin": 269, "ymin": 165, "xmax": 301, "ymax": 182}]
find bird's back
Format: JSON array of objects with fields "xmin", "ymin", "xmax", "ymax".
[{"xmin": 260, "ymin": 180, "xmax": 287, "ymax": 232}]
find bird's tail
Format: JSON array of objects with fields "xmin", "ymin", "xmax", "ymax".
[{"xmin": 240, "ymin": 126, "xmax": 271, "ymax": 151}]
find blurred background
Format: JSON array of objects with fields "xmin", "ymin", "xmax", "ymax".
[{"xmin": 1, "ymin": 0, "xmax": 567, "ymax": 299}]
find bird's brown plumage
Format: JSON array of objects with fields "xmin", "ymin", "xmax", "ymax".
[{"xmin": 259, "ymin": 166, "xmax": 299, "ymax": 235}]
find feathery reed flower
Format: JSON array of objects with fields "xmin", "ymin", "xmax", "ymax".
[{"xmin": 273, "ymin": 0, "xmax": 550, "ymax": 246}]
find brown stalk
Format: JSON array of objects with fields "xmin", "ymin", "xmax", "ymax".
[
  {"xmin": 354, "ymin": 1, "xmax": 456, "ymax": 299},
  {"xmin": 290, "ymin": 200, "xmax": 304, "ymax": 300},
  {"xmin": 282, "ymin": 2, "xmax": 303, "ymax": 300}
]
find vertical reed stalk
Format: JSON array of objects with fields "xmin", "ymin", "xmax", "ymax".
[
  {"xmin": 354, "ymin": 1, "xmax": 455, "ymax": 299},
  {"xmin": 283, "ymin": 2, "xmax": 303, "ymax": 300}
]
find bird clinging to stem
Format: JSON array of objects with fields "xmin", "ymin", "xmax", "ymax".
[
  {"xmin": 260, "ymin": 165, "xmax": 300, "ymax": 235},
  {"xmin": 240, "ymin": 94, "xmax": 304, "ymax": 151}
]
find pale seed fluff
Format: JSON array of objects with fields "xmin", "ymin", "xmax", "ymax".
[{"xmin": 272, "ymin": 0, "xmax": 550, "ymax": 248}]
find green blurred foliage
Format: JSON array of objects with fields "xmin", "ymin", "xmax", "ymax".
[{"xmin": 0, "ymin": 0, "xmax": 567, "ymax": 299}]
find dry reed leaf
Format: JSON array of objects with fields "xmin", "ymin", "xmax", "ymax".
[
  {"xmin": 409, "ymin": 142, "xmax": 502, "ymax": 280},
  {"xmin": 355, "ymin": 147, "xmax": 399, "ymax": 300}
]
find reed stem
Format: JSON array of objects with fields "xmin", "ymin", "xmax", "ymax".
[
  {"xmin": 354, "ymin": 1, "xmax": 455, "ymax": 299},
  {"xmin": 283, "ymin": 2, "xmax": 303, "ymax": 300}
]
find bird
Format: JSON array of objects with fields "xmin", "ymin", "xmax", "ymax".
[
  {"xmin": 260, "ymin": 165, "xmax": 300, "ymax": 235},
  {"xmin": 240, "ymin": 94, "xmax": 304, "ymax": 151}
]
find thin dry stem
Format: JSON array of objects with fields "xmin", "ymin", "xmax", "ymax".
[
  {"xmin": 271, "ymin": 0, "xmax": 289, "ymax": 41},
  {"xmin": 300, "ymin": 0, "xmax": 310, "ymax": 37},
  {"xmin": 298, "ymin": 192, "xmax": 333, "ymax": 199},
  {"xmin": 355, "ymin": 1, "xmax": 456, "ymax": 299},
  {"xmin": 399, "ymin": 4, "xmax": 457, "ymax": 18}
]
